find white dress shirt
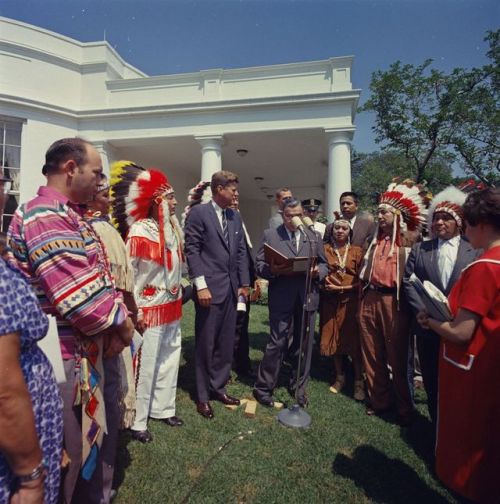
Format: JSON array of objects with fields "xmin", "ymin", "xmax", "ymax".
[{"xmin": 437, "ymin": 234, "xmax": 460, "ymax": 289}]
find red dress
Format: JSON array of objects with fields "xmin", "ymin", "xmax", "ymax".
[{"xmin": 436, "ymin": 246, "xmax": 500, "ymax": 503}]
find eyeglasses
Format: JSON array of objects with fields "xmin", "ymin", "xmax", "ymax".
[{"xmin": 0, "ymin": 180, "xmax": 12, "ymax": 195}]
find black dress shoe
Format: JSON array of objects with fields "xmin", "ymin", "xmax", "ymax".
[
  {"xmin": 197, "ymin": 402, "xmax": 214, "ymax": 419},
  {"xmin": 253, "ymin": 390, "xmax": 274, "ymax": 408},
  {"xmin": 161, "ymin": 416, "xmax": 184, "ymax": 427},
  {"xmin": 131, "ymin": 429, "xmax": 153, "ymax": 443},
  {"xmin": 211, "ymin": 393, "xmax": 240, "ymax": 406}
]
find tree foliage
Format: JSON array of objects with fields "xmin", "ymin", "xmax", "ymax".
[
  {"xmin": 360, "ymin": 29, "xmax": 499, "ymax": 186},
  {"xmin": 351, "ymin": 149, "xmax": 454, "ymax": 211}
]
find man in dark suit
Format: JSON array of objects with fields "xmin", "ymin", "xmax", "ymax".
[
  {"xmin": 184, "ymin": 171, "xmax": 250, "ymax": 419},
  {"xmin": 253, "ymin": 199, "xmax": 328, "ymax": 407},
  {"xmin": 403, "ymin": 187, "xmax": 477, "ymax": 426},
  {"xmin": 324, "ymin": 191, "xmax": 375, "ymax": 249}
]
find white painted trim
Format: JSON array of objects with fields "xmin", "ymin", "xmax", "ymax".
[{"xmin": 442, "ymin": 345, "xmax": 475, "ymax": 371}]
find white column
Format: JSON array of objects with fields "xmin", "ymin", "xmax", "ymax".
[
  {"xmin": 195, "ymin": 135, "xmax": 223, "ymax": 182},
  {"xmin": 93, "ymin": 141, "xmax": 117, "ymax": 176},
  {"xmin": 325, "ymin": 130, "xmax": 353, "ymax": 219}
]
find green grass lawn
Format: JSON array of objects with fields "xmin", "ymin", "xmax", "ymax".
[{"xmin": 114, "ymin": 303, "xmax": 458, "ymax": 504}]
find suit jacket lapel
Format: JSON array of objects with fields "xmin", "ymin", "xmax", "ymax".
[
  {"xmin": 427, "ymin": 239, "xmax": 445, "ymax": 292},
  {"xmin": 208, "ymin": 203, "xmax": 229, "ymax": 251},
  {"xmin": 227, "ymin": 209, "xmax": 236, "ymax": 252},
  {"xmin": 278, "ymin": 225, "xmax": 296, "ymax": 256}
]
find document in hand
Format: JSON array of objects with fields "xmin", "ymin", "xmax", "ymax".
[
  {"xmin": 263, "ymin": 243, "xmax": 309, "ymax": 272},
  {"xmin": 408, "ymin": 273, "xmax": 453, "ymax": 321}
]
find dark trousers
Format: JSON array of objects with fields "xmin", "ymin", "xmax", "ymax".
[
  {"xmin": 255, "ymin": 301, "xmax": 315, "ymax": 399},
  {"xmin": 233, "ymin": 301, "xmax": 251, "ymax": 372},
  {"xmin": 416, "ymin": 334, "xmax": 440, "ymax": 426},
  {"xmin": 195, "ymin": 291, "xmax": 237, "ymax": 403},
  {"xmin": 59, "ymin": 356, "xmax": 120, "ymax": 504}
]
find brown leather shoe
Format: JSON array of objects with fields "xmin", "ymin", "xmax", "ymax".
[
  {"xmin": 196, "ymin": 402, "xmax": 214, "ymax": 419},
  {"xmin": 211, "ymin": 393, "xmax": 240, "ymax": 406}
]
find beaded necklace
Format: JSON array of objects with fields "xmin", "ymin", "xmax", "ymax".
[{"xmin": 333, "ymin": 241, "xmax": 350, "ymax": 278}]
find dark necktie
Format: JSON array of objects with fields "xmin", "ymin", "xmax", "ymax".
[
  {"xmin": 222, "ymin": 209, "xmax": 229, "ymax": 246},
  {"xmin": 291, "ymin": 231, "xmax": 297, "ymax": 252}
]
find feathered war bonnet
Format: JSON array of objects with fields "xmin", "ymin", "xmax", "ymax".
[
  {"xmin": 181, "ymin": 180, "xmax": 212, "ymax": 227},
  {"xmin": 110, "ymin": 161, "xmax": 181, "ymax": 271},
  {"xmin": 109, "ymin": 161, "xmax": 174, "ymax": 238},
  {"xmin": 427, "ymin": 186, "xmax": 467, "ymax": 232},
  {"xmin": 375, "ymin": 178, "xmax": 427, "ymax": 257}
]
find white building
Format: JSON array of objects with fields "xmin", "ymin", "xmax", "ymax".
[{"xmin": 0, "ymin": 16, "xmax": 360, "ymax": 245}]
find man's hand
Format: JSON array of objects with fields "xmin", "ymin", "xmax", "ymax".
[
  {"xmin": 416, "ymin": 310, "xmax": 431, "ymax": 329},
  {"xmin": 135, "ymin": 318, "xmax": 147, "ymax": 335},
  {"xmin": 103, "ymin": 333, "xmax": 126, "ymax": 359},
  {"xmin": 310, "ymin": 265, "xmax": 320, "ymax": 278},
  {"xmin": 270, "ymin": 261, "xmax": 293, "ymax": 276},
  {"xmin": 116, "ymin": 317, "xmax": 134, "ymax": 346},
  {"xmin": 197, "ymin": 287, "xmax": 212, "ymax": 307},
  {"xmin": 238, "ymin": 287, "xmax": 249, "ymax": 301}
]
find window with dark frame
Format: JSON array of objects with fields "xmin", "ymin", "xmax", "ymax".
[{"xmin": 0, "ymin": 119, "xmax": 22, "ymax": 233}]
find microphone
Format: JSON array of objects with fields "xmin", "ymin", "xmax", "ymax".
[
  {"xmin": 291, "ymin": 216, "xmax": 305, "ymax": 231},
  {"xmin": 302, "ymin": 216, "xmax": 316, "ymax": 231}
]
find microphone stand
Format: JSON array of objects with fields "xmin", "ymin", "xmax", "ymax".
[{"xmin": 278, "ymin": 224, "xmax": 316, "ymax": 429}]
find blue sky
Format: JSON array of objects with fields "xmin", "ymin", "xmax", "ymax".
[{"xmin": 1, "ymin": 0, "xmax": 498, "ymax": 152}]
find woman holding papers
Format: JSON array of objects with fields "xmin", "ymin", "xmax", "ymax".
[
  {"xmin": 0, "ymin": 173, "xmax": 63, "ymax": 503},
  {"xmin": 320, "ymin": 216, "xmax": 364, "ymax": 401},
  {"xmin": 417, "ymin": 187, "xmax": 500, "ymax": 504}
]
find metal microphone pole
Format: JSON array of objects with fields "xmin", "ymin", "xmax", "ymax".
[{"xmin": 278, "ymin": 218, "xmax": 316, "ymax": 429}]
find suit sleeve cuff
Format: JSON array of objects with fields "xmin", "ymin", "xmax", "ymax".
[{"xmin": 194, "ymin": 276, "xmax": 208, "ymax": 290}]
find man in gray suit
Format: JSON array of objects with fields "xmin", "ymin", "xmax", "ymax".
[
  {"xmin": 253, "ymin": 199, "xmax": 328, "ymax": 407},
  {"xmin": 403, "ymin": 187, "xmax": 477, "ymax": 426},
  {"xmin": 324, "ymin": 191, "xmax": 375, "ymax": 249},
  {"xmin": 184, "ymin": 171, "xmax": 250, "ymax": 419},
  {"xmin": 268, "ymin": 187, "xmax": 293, "ymax": 229}
]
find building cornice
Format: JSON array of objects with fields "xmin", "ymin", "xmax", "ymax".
[
  {"xmin": 0, "ymin": 90, "xmax": 361, "ymax": 121},
  {"xmin": 0, "ymin": 17, "xmax": 146, "ymax": 77},
  {"xmin": 106, "ymin": 56, "xmax": 354, "ymax": 91}
]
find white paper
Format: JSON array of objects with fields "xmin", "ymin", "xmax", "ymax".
[{"xmin": 37, "ymin": 315, "xmax": 66, "ymax": 383}]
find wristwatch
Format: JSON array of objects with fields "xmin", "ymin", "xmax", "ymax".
[{"xmin": 16, "ymin": 461, "xmax": 46, "ymax": 483}]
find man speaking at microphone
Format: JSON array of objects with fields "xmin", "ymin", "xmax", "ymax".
[{"xmin": 253, "ymin": 199, "xmax": 327, "ymax": 407}]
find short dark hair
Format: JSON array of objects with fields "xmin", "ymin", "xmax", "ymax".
[
  {"xmin": 339, "ymin": 191, "xmax": 359, "ymax": 204},
  {"xmin": 210, "ymin": 170, "xmax": 239, "ymax": 193},
  {"xmin": 43, "ymin": 137, "xmax": 92, "ymax": 175},
  {"xmin": 463, "ymin": 187, "xmax": 500, "ymax": 231},
  {"xmin": 275, "ymin": 187, "xmax": 292, "ymax": 199},
  {"xmin": 283, "ymin": 198, "xmax": 301, "ymax": 211}
]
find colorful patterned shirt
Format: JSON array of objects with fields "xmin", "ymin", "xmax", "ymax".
[{"xmin": 7, "ymin": 186, "xmax": 128, "ymax": 359}]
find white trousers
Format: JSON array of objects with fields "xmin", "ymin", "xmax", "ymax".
[{"xmin": 132, "ymin": 321, "xmax": 181, "ymax": 431}]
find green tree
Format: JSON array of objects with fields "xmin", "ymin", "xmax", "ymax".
[
  {"xmin": 360, "ymin": 29, "xmax": 499, "ymax": 186},
  {"xmin": 351, "ymin": 150, "xmax": 454, "ymax": 211},
  {"xmin": 445, "ymin": 30, "xmax": 499, "ymax": 185}
]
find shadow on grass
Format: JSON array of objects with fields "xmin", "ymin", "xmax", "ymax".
[
  {"xmin": 401, "ymin": 412, "xmax": 436, "ymax": 469},
  {"xmin": 332, "ymin": 445, "xmax": 449, "ymax": 504},
  {"xmin": 177, "ymin": 334, "xmax": 197, "ymax": 401}
]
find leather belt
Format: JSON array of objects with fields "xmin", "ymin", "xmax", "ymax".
[{"xmin": 367, "ymin": 284, "xmax": 397, "ymax": 294}]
